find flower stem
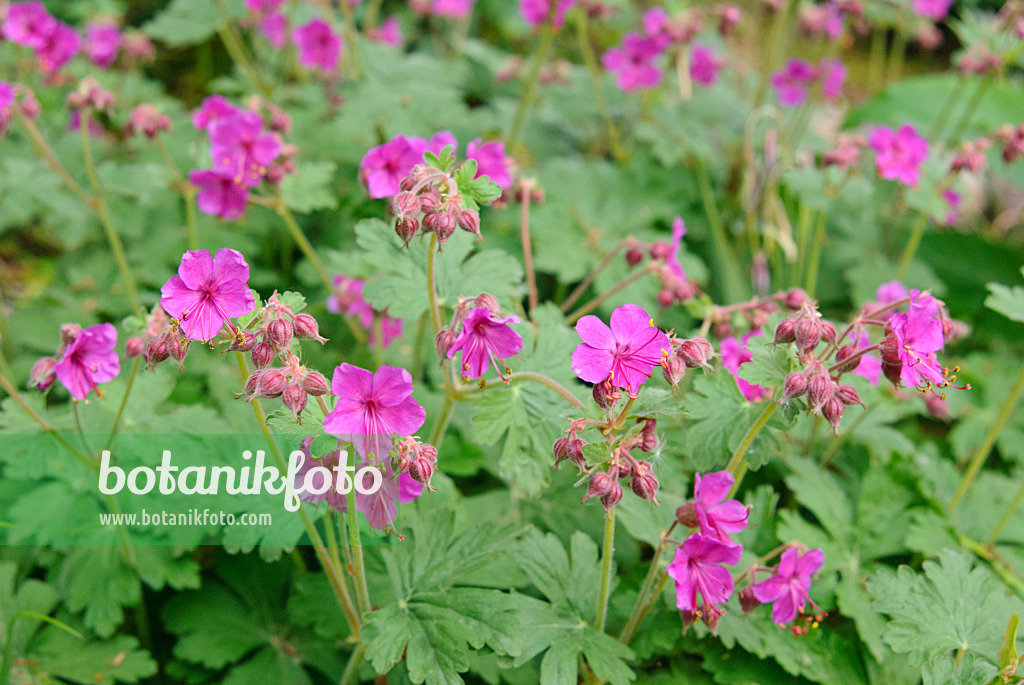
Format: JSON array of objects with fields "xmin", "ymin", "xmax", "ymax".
[
  {"xmin": 345, "ymin": 487, "xmax": 372, "ymax": 615},
  {"xmin": 102, "ymin": 357, "xmax": 141, "ymax": 451},
  {"xmin": 363, "ymin": 0, "xmax": 383, "ymax": 31},
  {"xmin": 868, "ymin": 28, "xmax": 886, "ymax": 92},
  {"xmin": 987, "ymin": 478, "xmax": 1024, "ymax": 546},
  {"xmin": 895, "ymin": 212, "xmax": 929, "ymax": 281},
  {"xmin": 619, "ymin": 523, "xmax": 676, "ymax": 644},
  {"xmin": 725, "ymin": 400, "xmax": 777, "ymax": 475},
  {"xmin": 428, "ymin": 392, "xmax": 455, "ymax": 447},
  {"xmin": 154, "ymin": 135, "xmax": 199, "ymax": 251},
  {"xmin": 560, "ymin": 240, "xmax": 627, "ymax": 314},
  {"xmin": 950, "ymin": 359, "xmax": 1024, "ymax": 513},
  {"xmin": 520, "ymin": 179, "xmax": 539, "ymax": 314},
  {"xmin": 694, "ymin": 157, "xmax": 745, "ymax": 303},
  {"xmin": 826, "ymin": 343, "xmax": 880, "ymax": 374},
  {"xmin": 275, "ymin": 200, "xmax": 333, "ymax": 292},
  {"xmin": 505, "ymin": 371, "xmax": 583, "ymax": 407},
  {"xmin": 947, "ymin": 74, "xmax": 993, "ymax": 143},
  {"xmin": 0, "ymin": 367, "xmax": 94, "ymax": 467},
  {"xmin": 213, "ymin": 0, "xmax": 273, "ymax": 96},
  {"xmin": 804, "ymin": 209, "xmax": 827, "ymax": 298},
  {"xmin": 753, "ymin": 0, "xmax": 796, "ymax": 108},
  {"xmin": 593, "ymin": 506, "xmax": 617, "ymax": 632},
  {"xmin": 336, "ymin": 0, "xmax": 365, "ymax": 80},
  {"xmin": 507, "ymin": 22, "xmax": 556, "ymax": 150},
  {"xmin": 17, "ymin": 112, "xmax": 93, "ymax": 206},
  {"xmin": 620, "ymin": 571, "xmax": 669, "ymax": 647},
  {"xmin": 340, "ymin": 644, "xmax": 368, "ymax": 685},
  {"xmin": 886, "ymin": 30, "xmax": 906, "ymax": 83},
  {"xmin": 426, "ymin": 233, "xmax": 443, "ymax": 335},
  {"xmin": 566, "ymin": 264, "xmax": 654, "ymax": 324},
  {"xmin": 927, "ymin": 76, "xmax": 969, "ymax": 140},
  {"xmin": 234, "ymin": 352, "xmax": 362, "ymax": 636},
  {"xmin": 574, "ymin": 11, "xmax": 626, "ymax": 161}
]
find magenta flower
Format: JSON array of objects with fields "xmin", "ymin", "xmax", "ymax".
[
  {"xmin": 770, "ymin": 59, "xmax": 817, "ymax": 107},
  {"xmin": 53, "ymin": 323, "xmax": 120, "ymax": 401},
  {"xmin": 890, "ymin": 290, "xmax": 946, "ymax": 388},
  {"xmin": 432, "ymin": 0, "xmax": 477, "ymax": 18},
  {"xmin": 752, "ymin": 547, "xmax": 825, "ymax": 625},
  {"xmin": 466, "ymin": 138, "xmax": 512, "ymax": 189},
  {"xmin": 519, "ymin": 0, "xmax": 575, "ymax": 28},
  {"xmin": 245, "ymin": 0, "xmax": 285, "ymax": 12},
  {"xmin": 665, "ymin": 216, "xmax": 687, "ymax": 280},
  {"xmin": 2, "ymin": 2, "xmax": 56, "ymax": 50},
  {"xmin": 643, "ymin": 7, "xmax": 670, "ymax": 37},
  {"xmin": 192, "ymin": 95, "xmax": 240, "ymax": 132},
  {"xmin": 940, "ymin": 188, "xmax": 961, "ymax": 226},
  {"xmin": 602, "ymin": 33, "xmax": 668, "ymax": 92},
  {"xmin": 690, "ymin": 45, "xmax": 725, "ymax": 87},
  {"xmin": 85, "ymin": 21, "xmax": 121, "ymax": 68},
  {"xmin": 326, "ymin": 275, "xmax": 403, "ymax": 347},
  {"xmin": 36, "ymin": 22, "xmax": 80, "ymax": 73},
  {"xmin": 160, "ymin": 249, "xmax": 256, "ymax": 341},
  {"xmin": 913, "ymin": 0, "xmax": 953, "ymax": 21},
  {"xmin": 322, "ymin": 364, "xmax": 427, "ymax": 459},
  {"xmin": 414, "ymin": 130, "xmax": 458, "ymax": 156},
  {"xmin": 869, "ymin": 124, "xmax": 929, "ymax": 187},
  {"xmin": 209, "ymin": 111, "xmax": 281, "ymax": 187},
  {"xmin": 293, "ymin": 18, "xmax": 342, "ymax": 73},
  {"xmin": 294, "ymin": 437, "xmax": 348, "ymax": 511},
  {"xmin": 368, "ymin": 15, "xmax": 403, "ymax": 46},
  {"xmin": 820, "ymin": 58, "xmax": 846, "ymax": 102},
  {"xmin": 571, "ymin": 304, "xmax": 672, "ymax": 395},
  {"xmin": 692, "ymin": 471, "xmax": 749, "ymax": 544},
  {"xmin": 189, "ymin": 169, "xmax": 250, "ymax": 221},
  {"xmin": 876, "ymin": 280, "xmax": 909, "ymax": 306},
  {"xmin": 360, "ymin": 135, "xmax": 424, "ymax": 199},
  {"xmin": 667, "ymin": 533, "xmax": 743, "ymax": 612},
  {"xmin": 720, "ymin": 330, "xmax": 769, "ymax": 402},
  {"xmin": 850, "ymin": 331, "xmax": 882, "ymax": 386},
  {"xmin": 259, "ymin": 12, "xmax": 288, "ymax": 49},
  {"xmin": 447, "ymin": 307, "xmax": 524, "ymax": 380}
]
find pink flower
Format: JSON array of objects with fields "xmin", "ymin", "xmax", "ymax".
[
  {"xmin": 890, "ymin": 290, "xmax": 946, "ymax": 388},
  {"xmin": 466, "ymin": 138, "xmax": 512, "ymax": 189},
  {"xmin": 192, "ymin": 95, "xmax": 240, "ymax": 132},
  {"xmin": 692, "ymin": 471, "xmax": 749, "ymax": 544},
  {"xmin": 36, "ymin": 22, "xmax": 80, "ymax": 73},
  {"xmin": 432, "ymin": 0, "xmax": 477, "ymax": 18},
  {"xmin": 2, "ymin": 2, "xmax": 56, "ymax": 50},
  {"xmin": 770, "ymin": 59, "xmax": 817, "ymax": 107},
  {"xmin": 571, "ymin": 304, "xmax": 672, "ymax": 395},
  {"xmin": 850, "ymin": 331, "xmax": 882, "ymax": 386},
  {"xmin": 519, "ymin": 0, "xmax": 575, "ymax": 28},
  {"xmin": 940, "ymin": 188, "xmax": 960, "ymax": 226},
  {"xmin": 85, "ymin": 21, "xmax": 121, "ymax": 68},
  {"xmin": 322, "ymin": 364, "xmax": 427, "ymax": 459},
  {"xmin": 159, "ymin": 249, "xmax": 256, "ymax": 341},
  {"xmin": 293, "ymin": 18, "xmax": 342, "ymax": 73},
  {"xmin": 667, "ymin": 533, "xmax": 743, "ymax": 613},
  {"xmin": 876, "ymin": 280, "xmax": 909, "ymax": 305},
  {"xmin": 0, "ymin": 82, "xmax": 14, "ymax": 133},
  {"xmin": 368, "ymin": 15, "xmax": 402, "ymax": 46},
  {"xmin": 820, "ymin": 58, "xmax": 846, "ymax": 102},
  {"xmin": 447, "ymin": 307, "xmax": 524, "ymax": 380},
  {"xmin": 665, "ymin": 216, "xmax": 687, "ymax": 280},
  {"xmin": 720, "ymin": 330, "xmax": 768, "ymax": 402},
  {"xmin": 53, "ymin": 323, "xmax": 120, "ymax": 400},
  {"xmin": 642, "ymin": 7, "xmax": 670, "ymax": 36},
  {"xmin": 913, "ymin": 0, "xmax": 953, "ymax": 21},
  {"xmin": 602, "ymin": 33, "xmax": 667, "ymax": 92},
  {"xmin": 869, "ymin": 124, "xmax": 929, "ymax": 187},
  {"xmin": 690, "ymin": 45, "xmax": 725, "ymax": 87},
  {"xmin": 259, "ymin": 12, "xmax": 288, "ymax": 49},
  {"xmin": 209, "ymin": 111, "xmax": 281, "ymax": 187},
  {"xmin": 752, "ymin": 547, "xmax": 825, "ymax": 624},
  {"xmin": 189, "ymin": 169, "xmax": 250, "ymax": 221},
  {"xmin": 327, "ymin": 275, "xmax": 403, "ymax": 347},
  {"xmin": 245, "ymin": 0, "xmax": 285, "ymax": 12},
  {"xmin": 359, "ymin": 135, "xmax": 424, "ymax": 199}
]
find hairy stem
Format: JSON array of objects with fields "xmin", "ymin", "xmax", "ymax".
[
  {"xmin": 987, "ymin": 478, "xmax": 1024, "ymax": 546},
  {"xmin": 560, "ymin": 241, "xmax": 628, "ymax": 314},
  {"xmin": 426, "ymin": 234, "xmax": 443, "ymax": 336},
  {"xmin": 619, "ymin": 523, "xmax": 677, "ymax": 644},
  {"xmin": 213, "ymin": 0, "xmax": 273, "ymax": 96},
  {"xmin": 103, "ymin": 357, "xmax": 141, "ymax": 451},
  {"xmin": 345, "ymin": 487, "xmax": 372, "ymax": 615},
  {"xmin": 340, "ymin": 644, "xmax": 368, "ymax": 685},
  {"xmin": 593, "ymin": 507, "xmax": 617, "ymax": 632},
  {"xmin": 804, "ymin": 210, "xmax": 827, "ymax": 298},
  {"xmin": 895, "ymin": 212, "xmax": 929, "ymax": 282},
  {"xmin": 947, "ymin": 74, "xmax": 993, "ymax": 143},
  {"xmin": 520, "ymin": 180, "xmax": 539, "ymax": 314},
  {"xmin": 507, "ymin": 23, "xmax": 555, "ymax": 150},
  {"xmin": 428, "ymin": 392, "xmax": 455, "ymax": 447},
  {"xmin": 17, "ymin": 112, "xmax": 92, "ymax": 206},
  {"xmin": 575, "ymin": 11, "xmax": 626, "ymax": 161},
  {"xmin": 566, "ymin": 265, "xmax": 654, "ymax": 324},
  {"xmin": 725, "ymin": 400, "xmax": 778, "ymax": 475},
  {"xmin": 505, "ymin": 371, "xmax": 583, "ymax": 407},
  {"xmin": 0, "ymin": 368, "xmax": 94, "ymax": 467}
]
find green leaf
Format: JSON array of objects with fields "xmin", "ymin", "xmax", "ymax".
[
  {"xmin": 985, "ymin": 268, "xmax": 1024, "ymax": 323},
  {"xmin": 738, "ymin": 340, "xmax": 795, "ymax": 390},
  {"xmin": 143, "ymin": 0, "xmax": 243, "ymax": 47},
  {"xmin": 280, "ymin": 161, "xmax": 338, "ymax": 213}
]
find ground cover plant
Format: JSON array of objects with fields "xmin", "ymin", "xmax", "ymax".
[{"xmin": 1, "ymin": 0, "xmax": 1024, "ymax": 683}]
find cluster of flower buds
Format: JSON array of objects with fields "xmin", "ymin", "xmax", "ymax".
[
  {"xmin": 124, "ymin": 305, "xmax": 187, "ymax": 371},
  {"xmin": 822, "ymin": 134, "xmax": 865, "ymax": 169},
  {"xmin": 660, "ymin": 335, "xmax": 715, "ymax": 387},
  {"xmin": 394, "ymin": 437, "xmax": 440, "ymax": 490},
  {"xmin": 958, "ymin": 48, "xmax": 1002, "ymax": 77},
  {"xmin": 709, "ymin": 289, "xmax": 808, "ymax": 341},
  {"xmin": 774, "ymin": 304, "xmax": 837, "ymax": 358},
  {"xmin": 553, "ymin": 418, "xmax": 589, "ymax": 472},
  {"xmin": 389, "ymin": 165, "xmax": 482, "ymax": 247},
  {"xmin": 951, "ymin": 138, "xmax": 991, "ymax": 173},
  {"xmin": 995, "ymin": 124, "xmax": 1024, "ymax": 164},
  {"xmin": 122, "ymin": 30, "xmax": 156, "ymax": 63},
  {"xmin": 579, "ymin": 445, "xmax": 660, "ymax": 511},
  {"xmin": 0, "ymin": 83, "xmax": 39, "ymax": 135},
  {"xmin": 66, "ymin": 76, "xmax": 114, "ymax": 113},
  {"xmin": 781, "ymin": 361, "xmax": 863, "ymax": 434},
  {"xmin": 124, "ymin": 103, "xmax": 171, "ymax": 140}
]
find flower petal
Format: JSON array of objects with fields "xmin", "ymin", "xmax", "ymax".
[{"xmin": 177, "ymin": 249, "xmax": 214, "ymax": 290}]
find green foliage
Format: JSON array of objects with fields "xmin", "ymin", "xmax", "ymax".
[{"xmin": 143, "ymin": 0, "xmax": 244, "ymax": 47}]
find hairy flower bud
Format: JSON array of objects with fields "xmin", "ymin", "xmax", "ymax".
[
  {"xmin": 784, "ymin": 288, "xmax": 809, "ymax": 310},
  {"xmin": 125, "ymin": 336, "xmax": 145, "ymax": 358},
  {"xmin": 553, "ymin": 437, "xmax": 572, "ymax": 468},
  {"xmin": 169, "ymin": 336, "xmax": 189, "ymax": 368},
  {"xmin": 822, "ymin": 396, "xmax": 845, "ymax": 432},
  {"xmin": 283, "ymin": 381, "xmax": 307, "ymax": 418},
  {"xmin": 774, "ymin": 318, "xmax": 797, "ymax": 345},
  {"xmin": 581, "ymin": 471, "xmax": 614, "ymax": 503},
  {"xmin": 739, "ymin": 586, "xmax": 761, "ymax": 613},
  {"xmin": 836, "ymin": 384, "xmax": 864, "ymax": 407},
  {"xmin": 781, "ymin": 372, "xmax": 808, "ymax": 402},
  {"xmin": 657, "ymin": 288, "xmax": 675, "ymax": 309},
  {"xmin": 593, "ymin": 382, "xmax": 615, "ymax": 409},
  {"xmin": 638, "ymin": 418, "xmax": 658, "ymax": 453},
  {"xmin": 879, "ymin": 334, "xmax": 900, "ymax": 365},
  {"xmin": 302, "ymin": 370, "xmax": 330, "ymax": 396},
  {"xmin": 396, "ymin": 216, "xmax": 419, "ymax": 243},
  {"xmin": 795, "ymin": 318, "xmax": 822, "ymax": 354},
  {"xmin": 144, "ymin": 337, "xmax": 169, "ymax": 365},
  {"xmin": 389, "ymin": 191, "xmax": 421, "ymax": 219},
  {"xmin": 882, "ymin": 360, "xmax": 903, "ymax": 387},
  {"xmin": 676, "ymin": 502, "xmax": 699, "ymax": 528},
  {"xmin": 228, "ymin": 330, "xmax": 257, "ymax": 352},
  {"xmin": 292, "ymin": 313, "xmax": 325, "ymax": 343},
  {"xmin": 474, "ymin": 293, "xmax": 501, "ymax": 315},
  {"xmin": 29, "ymin": 357, "xmax": 57, "ymax": 391},
  {"xmin": 251, "ymin": 342, "xmax": 275, "ymax": 369},
  {"xmin": 677, "ymin": 338, "xmax": 714, "ymax": 369},
  {"xmin": 435, "ymin": 329, "xmax": 457, "ymax": 360},
  {"xmin": 834, "ymin": 344, "xmax": 860, "ymax": 374},
  {"xmin": 662, "ymin": 356, "xmax": 686, "ymax": 387},
  {"xmin": 807, "ymin": 374, "xmax": 833, "ymax": 413},
  {"xmin": 258, "ymin": 368, "xmax": 287, "ymax": 398},
  {"xmin": 625, "ymin": 247, "xmax": 645, "ymax": 266},
  {"xmin": 266, "ymin": 318, "xmax": 293, "ymax": 350},
  {"xmin": 457, "ymin": 209, "xmax": 481, "ymax": 237},
  {"xmin": 821, "ymin": 321, "xmax": 837, "ymax": 345},
  {"xmin": 631, "ymin": 462, "xmax": 659, "ymax": 501},
  {"xmin": 241, "ymin": 370, "xmax": 262, "ymax": 399},
  {"xmin": 409, "ymin": 456, "xmax": 437, "ymax": 490},
  {"xmin": 601, "ymin": 480, "xmax": 623, "ymax": 510}
]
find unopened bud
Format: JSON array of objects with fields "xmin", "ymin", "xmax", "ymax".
[
  {"xmin": 266, "ymin": 318, "xmax": 293, "ymax": 350},
  {"xmin": 807, "ymin": 374, "xmax": 833, "ymax": 412},
  {"xmin": 435, "ymin": 329, "xmax": 457, "ymax": 360},
  {"xmin": 251, "ymin": 342, "xmax": 275, "ymax": 368},
  {"xmin": 638, "ymin": 418, "xmax": 658, "ymax": 452},
  {"xmin": 657, "ymin": 288, "xmax": 675, "ymax": 309},
  {"xmin": 822, "ymin": 396, "xmax": 845, "ymax": 432},
  {"xmin": 283, "ymin": 382, "xmax": 307, "ymax": 418},
  {"xmin": 784, "ymin": 288, "xmax": 809, "ymax": 310},
  {"xmin": 145, "ymin": 337, "xmax": 169, "ymax": 365},
  {"xmin": 292, "ymin": 314, "xmax": 322, "ymax": 343},
  {"xmin": 258, "ymin": 368, "xmax": 287, "ymax": 398},
  {"xmin": 739, "ymin": 586, "xmax": 761, "ymax": 613},
  {"xmin": 241, "ymin": 370, "xmax": 263, "ymax": 399},
  {"xmin": 474, "ymin": 293, "xmax": 501, "ymax": 314},
  {"xmin": 879, "ymin": 334, "xmax": 900, "ymax": 365},
  {"xmin": 649, "ymin": 242, "xmax": 672, "ymax": 260},
  {"xmin": 836, "ymin": 384, "xmax": 864, "ymax": 407},
  {"xmin": 662, "ymin": 356, "xmax": 686, "ymax": 387},
  {"xmin": 883, "ymin": 360, "xmax": 903, "ymax": 387},
  {"xmin": 389, "ymin": 191, "xmax": 421, "ymax": 218},
  {"xmin": 677, "ymin": 338, "xmax": 714, "ymax": 369},
  {"xmin": 593, "ymin": 382, "xmax": 615, "ymax": 409},
  {"xmin": 125, "ymin": 336, "xmax": 145, "ymax": 358},
  {"xmin": 601, "ymin": 480, "xmax": 623, "ymax": 510},
  {"xmin": 581, "ymin": 471, "xmax": 614, "ymax": 503},
  {"xmin": 834, "ymin": 345, "xmax": 860, "ymax": 374},
  {"xmin": 625, "ymin": 247, "xmax": 645, "ymax": 266},
  {"xmin": 774, "ymin": 318, "xmax": 796, "ymax": 344},
  {"xmin": 409, "ymin": 456, "xmax": 437, "ymax": 490},
  {"xmin": 396, "ymin": 217, "xmax": 419, "ymax": 243},
  {"xmin": 302, "ymin": 370, "xmax": 330, "ymax": 396},
  {"xmin": 821, "ymin": 321, "xmax": 837, "ymax": 345},
  {"xmin": 795, "ymin": 318, "xmax": 822, "ymax": 354},
  {"xmin": 457, "ymin": 209, "xmax": 481, "ymax": 237},
  {"xmin": 228, "ymin": 330, "xmax": 257, "ymax": 352},
  {"xmin": 631, "ymin": 462, "xmax": 659, "ymax": 500},
  {"xmin": 781, "ymin": 372, "xmax": 808, "ymax": 402},
  {"xmin": 29, "ymin": 357, "xmax": 57, "ymax": 391},
  {"xmin": 676, "ymin": 502, "xmax": 699, "ymax": 528}
]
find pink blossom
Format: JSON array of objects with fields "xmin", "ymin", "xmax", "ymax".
[
  {"xmin": 665, "ymin": 216, "xmax": 687, "ymax": 280},
  {"xmin": 770, "ymin": 59, "xmax": 817, "ymax": 107},
  {"xmin": 890, "ymin": 290, "xmax": 946, "ymax": 388},
  {"xmin": 326, "ymin": 275, "xmax": 403, "ymax": 347},
  {"xmin": 720, "ymin": 330, "xmax": 769, "ymax": 402},
  {"xmin": 2, "ymin": 2, "xmax": 56, "ymax": 50},
  {"xmin": 245, "ymin": 0, "xmax": 285, "ymax": 12},
  {"xmin": 259, "ymin": 12, "xmax": 288, "ymax": 49},
  {"xmin": 189, "ymin": 169, "xmax": 250, "ymax": 221},
  {"xmin": 0, "ymin": 82, "xmax": 14, "ymax": 133},
  {"xmin": 519, "ymin": 0, "xmax": 575, "ymax": 28},
  {"xmin": 192, "ymin": 95, "xmax": 240, "ymax": 132},
  {"xmin": 359, "ymin": 135, "xmax": 424, "ymax": 199},
  {"xmin": 368, "ymin": 15, "xmax": 402, "ymax": 46},
  {"xmin": 667, "ymin": 532, "xmax": 743, "ymax": 613},
  {"xmin": 36, "ymin": 22, "xmax": 80, "ymax": 73},
  {"xmin": 940, "ymin": 188, "xmax": 960, "ymax": 226},
  {"xmin": 416, "ymin": 130, "xmax": 458, "ymax": 156},
  {"xmin": 876, "ymin": 280, "xmax": 909, "ymax": 305},
  {"xmin": 159, "ymin": 249, "xmax": 256, "ymax": 341},
  {"xmin": 690, "ymin": 45, "xmax": 725, "ymax": 87},
  {"xmin": 869, "ymin": 124, "xmax": 929, "ymax": 187},
  {"xmin": 602, "ymin": 33, "xmax": 667, "ymax": 92},
  {"xmin": 85, "ymin": 21, "xmax": 121, "ymax": 68},
  {"xmin": 751, "ymin": 547, "xmax": 824, "ymax": 624},
  {"xmin": 823, "ymin": 1, "xmax": 846, "ymax": 38},
  {"xmin": 850, "ymin": 331, "xmax": 882, "ymax": 386},
  {"xmin": 432, "ymin": 0, "xmax": 477, "ymax": 18},
  {"xmin": 642, "ymin": 7, "xmax": 670, "ymax": 36},
  {"xmin": 447, "ymin": 307, "xmax": 524, "ymax": 380},
  {"xmin": 466, "ymin": 138, "xmax": 512, "ymax": 189},
  {"xmin": 293, "ymin": 18, "xmax": 342, "ymax": 73},
  {"xmin": 912, "ymin": 0, "xmax": 953, "ymax": 21},
  {"xmin": 820, "ymin": 58, "xmax": 846, "ymax": 102},
  {"xmin": 209, "ymin": 111, "xmax": 281, "ymax": 187},
  {"xmin": 571, "ymin": 303, "xmax": 672, "ymax": 395},
  {"xmin": 53, "ymin": 323, "xmax": 120, "ymax": 400},
  {"xmin": 692, "ymin": 471, "xmax": 749, "ymax": 545},
  {"xmin": 322, "ymin": 363, "xmax": 427, "ymax": 459}
]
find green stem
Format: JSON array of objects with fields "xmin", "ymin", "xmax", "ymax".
[
  {"xmin": 950, "ymin": 359, "xmax": 1024, "ymax": 513},
  {"xmin": 575, "ymin": 11, "xmax": 626, "ymax": 161},
  {"xmin": 927, "ymin": 76, "xmax": 969, "ymax": 140},
  {"xmin": 593, "ymin": 507, "xmax": 616, "ymax": 632},
  {"xmin": 155, "ymin": 136, "xmax": 199, "ymax": 251},
  {"xmin": 619, "ymin": 524, "xmax": 676, "ymax": 644},
  {"xmin": 276, "ymin": 201, "xmax": 333, "ymax": 292},
  {"xmin": 754, "ymin": 0, "xmax": 796, "ymax": 108},
  {"xmin": 428, "ymin": 392, "xmax": 454, "ymax": 447},
  {"xmin": 895, "ymin": 212, "xmax": 929, "ymax": 282},
  {"xmin": 336, "ymin": 0, "xmax": 364, "ymax": 79},
  {"xmin": 1, "ymin": 611, "xmax": 82, "ymax": 685},
  {"xmin": 372, "ymin": 315, "xmax": 385, "ymax": 369},
  {"xmin": 426, "ymin": 233, "xmax": 443, "ymax": 335},
  {"xmin": 694, "ymin": 157, "xmax": 745, "ymax": 303},
  {"xmin": 868, "ymin": 28, "xmax": 886, "ymax": 92},
  {"xmin": 505, "ymin": 372, "xmax": 583, "ymax": 407},
  {"xmin": 340, "ymin": 644, "xmax": 368, "ymax": 685},
  {"xmin": 17, "ymin": 112, "xmax": 93, "ymax": 206},
  {"xmin": 725, "ymin": 400, "xmax": 777, "ymax": 475},
  {"xmin": 566, "ymin": 265, "xmax": 654, "ymax": 324},
  {"xmin": 947, "ymin": 74, "xmax": 994, "ymax": 143},
  {"xmin": 519, "ymin": 181, "xmax": 539, "ymax": 313},
  {"xmin": 103, "ymin": 357, "xmax": 140, "ymax": 451},
  {"xmin": 0, "ymin": 368, "xmax": 94, "ymax": 467},
  {"xmin": 987, "ymin": 478, "xmax": 1024, "ymax": 546},
  {"xmin": 804, "ymin": 209, "xmax": 827, "ymax": 297},
  {"xmin": 886, "ymin": 30, "xmax": 906, "ymax": 84},
  {"xmin": 213, "ymin": 0, "xmax": 273, "ymax": 96},
  {"xmin": 559, "ymin": 241, "xmax": 627, "ymax": 314},
  {"xmin": 363, "ymin": 0, "xmax": 383, "ymax": 31},
  {"xmin": 620, "ymin": 572, "xmax": 669, "ymax": 647},
  {"xmin": 794, "ymin": 202, "xmax": 812, "ymax": 288},
  {"xmin": 345, "ymin": 487, "xmax": 371, "ymax": 615},
  {"xmin": 507, "ymin": 22, "xmax": 556, "ymax": 150}
]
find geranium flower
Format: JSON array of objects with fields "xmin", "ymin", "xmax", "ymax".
[
  {"xmin": 2, "ymin": 2, "xmax": 57, "ymax": 50},
  {"xmin": 36, "ymin": 22, "xmax": 80, "ymax": 73},
  {"xmin": 820, "ymin": 58, "xmax": 846, "ymax": 102},
  {"xmin": 53, "ymin": 323, "xmax": 120, "ymax": 400},
  {"xmin": 690, "ymin": 45, "xmax": 725, "ymax": 87},
  {"xmin": 571, "ymin": 304, "xmax": 672, "ymax": 395},
  {"xmin": 720, "ymin": 330, "xmax": 769, "ymax": 402},
  {"xmin": 326, "ymin": 275, "xmax": 403, "ymax": 348},
  {"xmin": 667, "ymin": 533, "xmax": 743, "ymax": 615},
  {"xmin": 322, "ymin": 364, "xmax": 427, "ymax": 459},
  {"xmin": 259, "ymin": 12, "xmax": 288, "ymax": 49},
  {"xmin": 876, "ymin": 280, "xmax": 909, "ymax": 306},
  {"xmin": 520, "ymin": 0, "xmax": 575, "ymax": 28},
  {"xmin": 751, "ymin": 547, "xmax": 824, "ymax": 624},
  {"xmin": 189, "ymin": 169, "xmax": 250, "ymax": 221},
  {"xmin": 368, "ymin": 16, "xmax": 403, "ymax": 46},
  {"xmin": 869, "ymin": 124, "xmax": 929, "ymax": 187},
  {"xmin": 85, "ymin": 21, "xmax": 121, "ymax": 68},
  {"xmin": 770, "ymin": 59, "xmax": 817, "ymax": 107},
  {"xmin": 692, "ymin": 471, "xmax": 749, "ymax": 545},
  {"xmin": 160, "ymin": 249, "xmax": 256, "ymax": 341},
  {"xmin": 192, "ymin": 95, "xmax": 240, "ymax": 131},
  {"xmin": 889, "ymin": 290, "xmax": 946, "ymax": 388},
  {"xmin": 432, "ymin": 0, "xmax": 477, "ymax": 18},
  {"xmin": 913, "ymin": 0, "xmax": 953, "ymax": 21},
  {"xmin": 466, "ymin": 138, "xmax": 512, "ymax": 189},
  {"xmin": 360, "ymin": 135, "xmax": 424, "ymax": 199},
  {"xmin": 209, "ymin": 111, "xmax": 281, "ymax": 187},
  {"xmin": 447, "ymin": 307, "xmax": 523, "ymax": 380},
  {"xmin": 602, "ymin": 33, "xmax": 668, "ymax": 92},
  {"xmin": 293, "ymin": 18, "xmax": 342, "ymax": 73}
]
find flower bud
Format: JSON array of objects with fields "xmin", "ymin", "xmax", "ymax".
[
  {"xmin": 593, "ymin": 382, "xmax": 615, "ymax": 409},
  {"xmin": 241, "ymin": 370, "xmax": 263, "ymax": 399},
  {"xmin": 625, "ymin": 247, "xmax": 645, "ymax": 266},
  {"xmin": 293, "ymin": 313, "xmax": 327, "ymax": 344},
  {"xmin": 615, "ymin": 459, "xmax": 632, "ymax": 478},
  {"xmin": 631, "ymin": 462, "xmax": 659, "ymax": 501},
  {"xmin": 396, "ymin": 217, "xmax": 419, "ymax": 243},
  {"xmin": 807, "ymin": 374, "xmax": 833, "ymax": 413},
  {"xmin": 676, "ymin": 502, "xmax": 699, "ymax": 528},
  {"xmin": 60, "ymin": 323, "xmax": 82, "ymax": 345},
  {"xmin": 474, "ymin": 293, "xmax": 501, "ymax": 315},
  {"xmin": 266, "ymin": 318, "xmax": 293, "ymax": 350},
  {"xmin": 836, "ymin": 384, "xmax": 864, "ymax": 407},
  {"xmin": 677, "ymin": 338, "xmax": 713, "ymax": 369},
  {"xmin": 302, "ymin": 370, "xmax": 330, "ymax": 396},
  {"xmin": 784, "ymin": 288, "xmax": 809, "ymax": 310},
  {"xmin": 601, "ymin": 480, "xmax": 623, "ymax": 510},
  {"xmin": 456, "ymin": 209, "xmax": 481, "ymax": 237},
  {"xmin": 833, "ymin": 345, "xmax": 860, "ymax": 374},
  {"xmin": 553, "ymin": 437, "xmax": 572, "ymax": 468},
  {"xmin": 821, "ymin": 321, "xmax": 837, "ymax": 345},
  {"xmin": 125, "ymin": 336, "xmax": 145, "ymax": 358},
  {"xmin": 581, "ymin": 471, "xmax": 614, "ymax": 503},
  {"xmin": 879, "ymin": 334, "xmax": 900, "ymax": 365},
  {"xmin": 943, "ymin": 318, "xmax": 971, "ymax": 344},
  {"xmin": 258, "ymin": 368, "xmax": 287, "ymax": 398},
  {"xmin": 409, "ymin": 456, "xmax": 436, "ymax": 490},
  {"xmin": 883, "ymin": 360, "xmax": 903, "ymax": 387},
  {"xmin": 144, "ymin": 337, "xmax": 169, "ymax": 365},
  {"xmin": 657, "ymin": 288, "xmax": 675, "ymax": 309},
  {"xmin": 739, "ymin": 586, "xmax": 761, "ymax": 613},
  {"xmin": 925, "ymin": 393, "xmax": 950, "ymax": 419},
  {"xmin": 228, "ymin": 330, "xmax": 257, "ymax": 352},
  {"xmin": 638, "ymin": 418, "xmax": 658, "ymax": 452},
  {"xmin": 29, "ymin": 357, "xmax": 57, "ymax": 391},
  {"xmin": 251, "ymin": 342, "xmax": 275, "ymax": 369},
  {"xmin": 169, "ymin": 336, "xmax": 189, "ymax": 368},
  {"xmin": 649, "ymin": 242, "xmax": 672, "ymax": 260},
  {"xmin": 435, "ymin": 329, "xmax": 457, "ymax": 360},
  {"xmin": 774, "ymin": 318, "xmax": 797, "ymax": 345},
  {"xmin": 389, "ymin": 191, "xmax": 421, "ymax": 218},
  {"xmin": 662, "ymin": 356, "xmax": 686, "ymax": 387},
  {"xmin": 795, "ymin": 318, "xmax": 822, "ymax": 354},
  {"xmin": 781, "ymin": 372, "xmax": 808, "ymax": 402},
  {"xmin": 822, "ymin": 396, "xmax": 845, "ymax": 432},
  {"xmin": 283, "ymin": 381, "xmax": 307, "ymax": 418}
]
